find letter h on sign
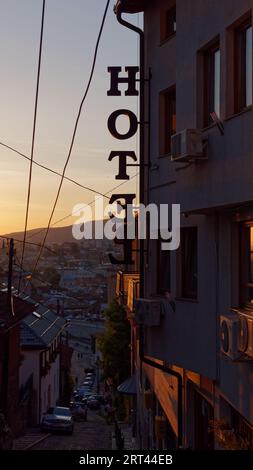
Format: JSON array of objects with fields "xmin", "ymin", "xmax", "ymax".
[
  {"xmin": 107, "ymin": 66, "xmax": 140, "ymax": 265},
  {"xmin": 107, "ymin": 66, "xmax": 139, "ymax": 96}
]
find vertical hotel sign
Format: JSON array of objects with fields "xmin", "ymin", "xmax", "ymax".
[{"xmin": 107, "ymin": 66, "xmax": 140, "ymax": 265}]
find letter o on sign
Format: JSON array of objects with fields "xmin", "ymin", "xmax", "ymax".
[{"xmin": 108, "ymin": 109, "xmax": 138, "ymax": 140}]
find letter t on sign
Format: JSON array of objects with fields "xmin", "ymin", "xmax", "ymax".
[
  {"xmin": 107, "ymin": 66, "xmax": 139, "ymax": 96},
  {"xmin": 108, "ymin": 151, "xmax": 137, "ymax": 180}
]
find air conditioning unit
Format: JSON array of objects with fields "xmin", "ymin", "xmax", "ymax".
[
  {"xmin": 238, "ymin": 314, "xmax": 253, "ymax": 358},
  {"xmin": 220, "ymin": 313, "xmax": 241, "ymax": 360},
  {"xmin": 221, "ymin": 312, "xmax": 253, "ymax": 361},
  {"xmin": 171, "ymin": 129, "xmax": 206, "ymax": 162},
  {"xmin": 135, "ymin": 298, "xmax": 161, "ymax": 327}
]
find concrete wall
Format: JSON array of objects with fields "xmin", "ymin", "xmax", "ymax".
[
  {"xmin": 40, "ymin": 355, "xmax": 60, "ymax": 417},
  {"xmin": 142, "ymin": 0, "xmax": 253, "ymax": 431},
  {"xmin": 19, "ymin": 350, "xmax": 40, "ymax": 423},
  {"xmin": 145, "ymin": 213, "xmax": 218, "ymax": 378},
  {"xmin": 20, "ymin": 349, "xmax": 60, "ymax": 423},
  {"xmin": 146, "ymin": 0, "xmax": 253, "ymax": 213}
]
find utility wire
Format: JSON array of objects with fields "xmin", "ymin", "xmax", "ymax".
[
  {"xmin": 0, "ymin": 235, "xmax": 57, "ymax": 255},
  {"xmin": 18, "ymin": 0, "xmax": 46, "ymax": 292},
  {"xmin": 30, "ymin": 0, "xmax": 110, "ymax": 277},
  {"xmin": 0, "ymin": 140, "xmax": 110, "ymax": 199},
  {"xmin": 27, "ymin": 172, "xmax": 139, "ymax": 240},
  {"xmin": 0, "ymin": 171, "xmax": 137, "ymax": 257}
]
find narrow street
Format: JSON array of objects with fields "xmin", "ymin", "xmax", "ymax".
[{"xmin": 32, "ymin": 411, "xmax": 112, "ymax": 451}]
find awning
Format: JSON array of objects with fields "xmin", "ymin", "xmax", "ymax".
[{"xmin": 117, "ymin": 374, "xmax": 137, "ymax": 395}]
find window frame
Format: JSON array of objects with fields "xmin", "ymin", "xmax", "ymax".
[
  {"xmin": 178, "ymin": 227, "xmax": 198, "ymax": 300},
  {"xmin": 239, "ymin": 221, "xmax": 253, "ymax": 309},
  {"xmin": 156, "ymin": 237, "xmax": 171, "ymax": 295},
  {"xmin": 203, "ymin": 40, "xmax": 221, "ymax": 127},
  {"xmin": 234, "ymin": 17, "xmax": 252, "ymax": 113},
  {"xmin": 160, "ymin": 4, "xmax": 176, "ymax": 44},
  {"xmin": 159, "ymin": 85, "xmax": 176, "ymax": 156}
]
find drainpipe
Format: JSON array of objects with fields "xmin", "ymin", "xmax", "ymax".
[
  {"xmin": 139, "ymin": 327, "xmax": 183, "ymax": 447},
  {"xmin": 115, "ymin": 6, "xmax": 145, "ymax": 299},
  {"xmin": 115, "ymin": 5, "xmax": 183, "ymax": 448}
]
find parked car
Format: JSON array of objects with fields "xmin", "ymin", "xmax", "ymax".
[
  {"xmin": 78, "ymin": 385, "xmax": 91, "ymax": 391},
  {"xmin": 77, "ymin": 390, "xmax": 93, "ymax": 400},
  {"xmin": 78, "ymin": 387, "xmax": 92, "ymax": 395},
  {"xmin": 85, "ymin": 374, "xmax": 95, "ymax": 382},
  {"xmin": 41, "ymin": 407, "xmax": 74, "ymax": 434},
  {"xmin": 85, "ymin": 373, "xmax": 94, "ymax": 380},
  {"xmin": 84, "ymin": 368, "xmax": 94, "ymax": 374},
  {"xmin": 82, "ymin": 384, "xmax": 92, "ymax": 390},
  {"xmin": 70, "ymin": 402, "xmax": 87, "ymax": 422},
  {"xmin": 89, "ymin": 394, "xmax": 106, "ymax": 404},
  {"xmin": 73, "ymin": 392, "xmax": 84, "ymax": 401},
  {"xmin": 82, "ymin": 380, "xmax": 92, "ymax": 387},
  {"xmin": 87, "ymin": 399, "xmax": 100, "ymax": 410}
]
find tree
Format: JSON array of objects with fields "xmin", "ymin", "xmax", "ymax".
[{"xmin": 98, "ymin": 299, "xmax": 130, "ymax": 387}]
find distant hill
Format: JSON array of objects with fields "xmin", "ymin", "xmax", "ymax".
[{"xmin": 5, "ymin": 220, "xmax": 108, "ymax": 245}]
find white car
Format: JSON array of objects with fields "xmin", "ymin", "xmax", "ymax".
[{"xmin": 41, "ymin": 407, "xmax": 74, "ymax": 434}]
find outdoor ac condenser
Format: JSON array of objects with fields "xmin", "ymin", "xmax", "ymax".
[
  {"xmin": 220, "ymin": 313, "xmax": 241, "ymax": 360},
  {"xmin": 221, "ymin": 312, "xmax": 253, "ymax": 361},
  {"xmin": 171, "ymin": 129, "xmax": 206, "ymax": 162},
  {"xmin": 237, "ymin": 314, "xmax": 253, "ymax": 359}
]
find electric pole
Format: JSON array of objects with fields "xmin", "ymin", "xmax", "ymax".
[{"xmin": 7, "ymin": 238, "xmax": 14, "ymax": 305}]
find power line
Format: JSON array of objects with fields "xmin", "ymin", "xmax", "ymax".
[
  {"xmin": 30, "ymin": 0, "xmax": 111, "ymax": 277},
  {"xmin": 0, "ymin": 173, "xmax": 138, "ymax": 249},
  {"xmin": 27, "ymin": 172, "xmax": 139, "ymax": 240},
  {"xmin": 0, "ymin": 235, "xmax": 57, "ymax": 255},
  {"xmin": 0, "ymin": 140, "xmax": 110, "ymax": 199},
  {"xmin": 19, "ymin": 0, "xmax": 46, "ymax": 291}
]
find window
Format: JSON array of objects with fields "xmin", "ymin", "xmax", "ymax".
[
  {"xmin": 160, "ymin": 86, "xmax": 176, "ymax": 155},
  {"xmin": 161, "ymin": 5, "xmax": 176, "ymax": 42},
  {"xmin": 235, "ymin": 19, "xmax": 252, "ymax": 112},
  {"xmin": 179, "ymin": 227, "xmax": 198, "ymax": 299},
  {"xmin": 220, "ymin": 397, "xmax": 253, "ymax": 449},
  {"xmin": 203, "ymin": 42, "xmax": 221, "ymax": 126},
  {"xmin": 240, "ymin": 223, "xmax": 253, "ymax": 307},
  {"xmin": 157, "ymin": 238, "xmax": 171, "ymax": 294}
]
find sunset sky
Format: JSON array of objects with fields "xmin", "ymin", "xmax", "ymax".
[{"xmin": 0, "ymin": 0, "xmax": 139, "ymax": 234}]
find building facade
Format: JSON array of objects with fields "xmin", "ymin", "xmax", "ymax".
[
  {"xmin": 19, "ymin": 297, "xmax": 66, "ymax": 425},
  {"xmin": 116, "ymin": 0, "xmax": 253, "ymax": 449},
  {"xmin": 0, "ymin": 293, "xmax": 34, "ymax": 437}
]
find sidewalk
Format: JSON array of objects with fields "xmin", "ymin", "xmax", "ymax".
[
  {"xmin": 112, "ymin": 423, "xmax": 138, "ymax": 450},
  {"xmin": 121, "ymin": 424, "xmax": 138, "ymax": 450},
  {"xmin": 13, "ymin": 429, "xmax": 50, "ymax": 450}
]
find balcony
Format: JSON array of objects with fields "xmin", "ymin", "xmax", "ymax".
[
  {"xmin": 127, "ymin": 278, "xmax": 140, "ymax": 313},
  {"xmin": 116, "ymin": 271, "xmax": 140, "ymax": 307}
]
